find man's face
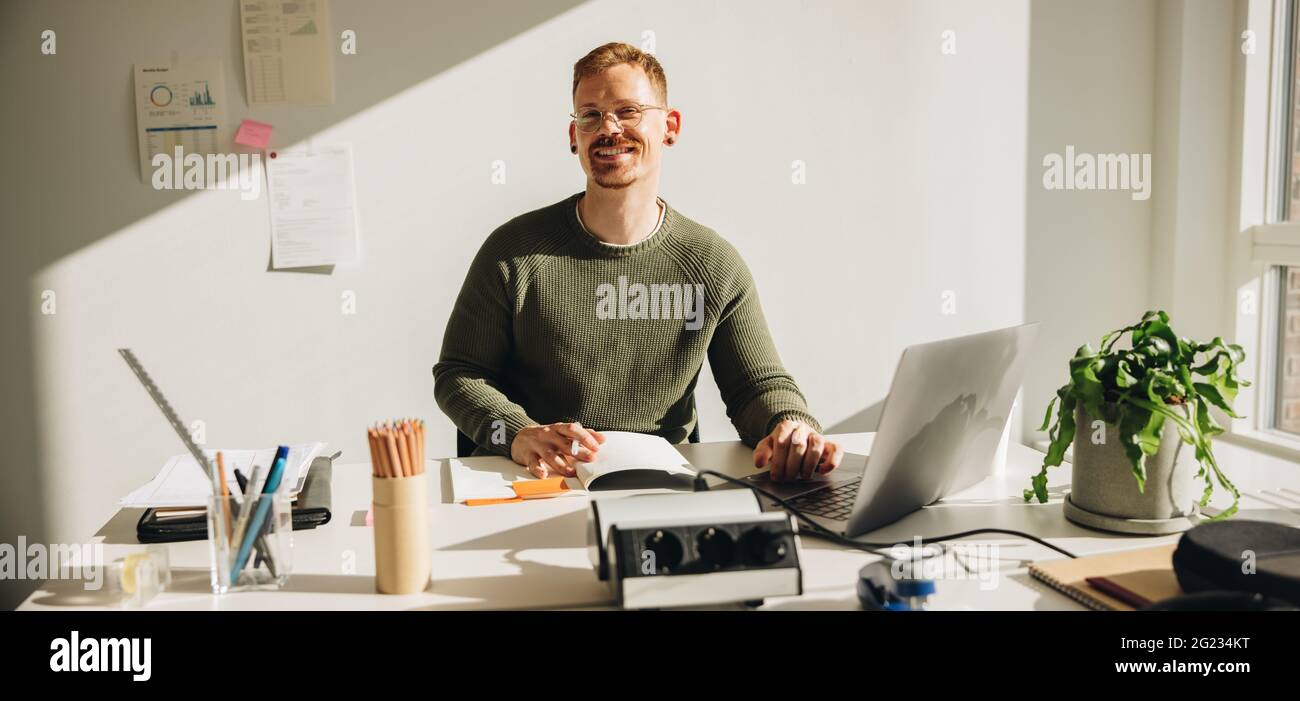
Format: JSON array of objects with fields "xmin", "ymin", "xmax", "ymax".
[{"xmin": 571, "ymin": 63, "xmax": 677, "ymax": 190}]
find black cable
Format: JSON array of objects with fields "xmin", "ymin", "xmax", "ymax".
[{"xmin": 693, "ymin": 470, "xmax": 1078, "ymax": 560}]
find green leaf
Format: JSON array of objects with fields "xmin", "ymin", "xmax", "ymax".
[
  {"xmin": 1131, "ymin": 404, "xmax": 1165, "ymax": 457},
  {"xmin": 1070, "ymin": 352, "xmax": 1105, "ymax": 421},
  {"xmin": 1115, "ymin": 360, "xmax": 1137, "ymax": 388},
  {"xmin": 1028, "ymin": 390, "xmax": 1076, "ymax": 504},
  {"xmin": 1193, "ymin": 382, "xmax": 1242, "ymax": 419},
  {"xmin": 1191, "ymin": 351, "xmax": 1225, "ymax": 376},
  {"xmin": 1118, "ymin": 407, "xmax": 1150, "ymax": 492},
  {"xmin": 1195, "ymin": 396, "xmax": 1224, "ymax": 438},
  {"xmin": 1038, "ymin": 394, "xmax": 1058, "ymax": 432}
]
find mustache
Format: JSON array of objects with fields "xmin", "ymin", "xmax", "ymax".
[{"xmin": 590, "ymin": 136, "xmax": 641, "ymax": 154}]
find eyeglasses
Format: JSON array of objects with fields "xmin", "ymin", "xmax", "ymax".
[{"xmin": 570, "ymin": 104, "xmax": 667, "ymax": 133}]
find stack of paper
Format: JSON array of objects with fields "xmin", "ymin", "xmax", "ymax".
[{"xmin": 120, "ymin": 442, "xmax": 325, "ymax": 508}]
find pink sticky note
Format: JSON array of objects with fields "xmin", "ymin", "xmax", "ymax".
[
  {"xmin": 234, "ymin": 119, "xmax": 273, "ymax": 148},
  {"xmin": 364, "ymin": 506, "xmax": 373, "ymax": 527}
]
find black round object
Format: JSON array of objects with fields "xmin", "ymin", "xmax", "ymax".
[
  {"xmin": 696, "ymin": 527, "xmax": 735, "ymax": 569},
  {"xmin": 740, "ymin": 528, "xmax": 788, "ymax": 566},
  {"xmin": 642, "ymin": 530, "xmax": 684, "ymax": 573},
  {"xmin": 1171, "ymin": 520, "xmax": 1300, "ymax": 606}
]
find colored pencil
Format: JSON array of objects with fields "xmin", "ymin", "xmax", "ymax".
[
  {"xmin": 385, "ymin": 425, "xmax": 402, "ymax": 478},
  {"xmin": 379, "ymin": 427, "xmax": 390, "ymax": 478},
  {"xmin": 366, "ymin": 428, "xmax": 379, "ymax": 478},
  {"xmin": 396, "ymin": 423, "xmax": 412, "ymax": 477},
  {"xmin": 417, "ymin": 419, "xmax": 425, "ymax": 474},
  {"xmin": 366, "ymin": 418, "xmax": 429, "ymax": 479},
  {"xmin": 216, "ymin": 451, "xmax": 232, "ymax": 540}
]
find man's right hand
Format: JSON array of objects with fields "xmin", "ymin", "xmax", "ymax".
[{"xmin": 511, "ymin": 422, "xmax": 605, "ymax": 478}]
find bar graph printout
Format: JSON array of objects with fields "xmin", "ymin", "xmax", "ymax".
[{"xmin": 133, "ymin": 59, "xmax": 228, "ymax": 181}]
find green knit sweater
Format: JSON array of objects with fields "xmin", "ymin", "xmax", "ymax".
[{"xmin": 433, "ymin": 192, "xmax": 820, "ymax": 456}]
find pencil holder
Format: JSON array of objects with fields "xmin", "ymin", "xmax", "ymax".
[
  {"xmin": 372, "ymin": 472, "xmax": 431, "ymax": 594},
  {"xmin": 206, "ymin": 492, "xmax": 293, "ymax": 595}
]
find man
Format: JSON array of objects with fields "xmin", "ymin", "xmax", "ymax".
[{"xmin": 434, "ymin": 42, "xmax": 842, "ymax": 481}]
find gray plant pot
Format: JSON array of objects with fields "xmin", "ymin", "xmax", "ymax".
[{"xmin": 1063, "ymin": 403, "xmax": 1200, "ymax": 535}]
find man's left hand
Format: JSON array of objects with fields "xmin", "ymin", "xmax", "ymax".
[{"xmin": 753, "ymin": 419, "xmax": 842, "ymax": 481}]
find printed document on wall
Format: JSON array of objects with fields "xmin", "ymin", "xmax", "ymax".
[
  {"xmin": 133, "ymin": 60, "xmax": 228, "ymax": 182},
  {"xmin": 239, "ymin": 0, "xmax": 335, "ymax": 105},
  {"xmin": 267, "ymin": 144, "xmax": 360, "ymax": 269}
]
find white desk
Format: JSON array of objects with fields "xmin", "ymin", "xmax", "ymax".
[{"xmin": 18, "ymin": 433, "xmax": 1300, "ymax": 610}]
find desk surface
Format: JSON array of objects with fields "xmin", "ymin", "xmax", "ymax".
[{"xmin": 19, "ymin": 433, "xmax": 1300, "ymax": 610}]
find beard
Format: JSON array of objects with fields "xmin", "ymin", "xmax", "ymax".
[
  {"xmin": 589, "ymin": 136, "xmax": 641, "ymax": 190},
  {"xmin": 593, "ymin": 168, "xmax": 635, "ymax": 189}
]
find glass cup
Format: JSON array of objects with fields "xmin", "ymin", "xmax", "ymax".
[{"xmin": 206, "ymin": 491, "xmax": 292, "ymax": 594}]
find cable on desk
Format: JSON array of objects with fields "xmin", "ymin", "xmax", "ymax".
[{"xmin": 692, "ymin": 470, "xmax": 1078, "ymax": 560}]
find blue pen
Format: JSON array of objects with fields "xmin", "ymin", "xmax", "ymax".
[{"xmin": 231, "ymin": 446, "xmax": 289, "ymax": 578}]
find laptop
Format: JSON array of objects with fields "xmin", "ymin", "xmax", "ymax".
[{"xmin": 744, "ymin": 323, "xmax": 1038, "ymax": 537}]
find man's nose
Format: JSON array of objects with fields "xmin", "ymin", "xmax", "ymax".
[{"xmin": 596, "ymin": 112, "xmax": 624, "ymax": 137}]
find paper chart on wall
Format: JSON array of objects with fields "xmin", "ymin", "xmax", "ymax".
[
  {"xmin": 239, "ymin": 0, "xmax": 335, "ymax": 105},
  {"xmin": 133, "ymin": 59, "xmax": 228, "ymax": 182}
]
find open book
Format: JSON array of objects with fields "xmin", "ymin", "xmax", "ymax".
[
  {"xmin": 574, "ymin": 431, "xmax": 696, "ymax": 490},
  {"xmin": 450, "ymin": 431, "xmax": 695, "ymax": 503}
]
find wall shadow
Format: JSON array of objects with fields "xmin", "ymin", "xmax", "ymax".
[{"xmin": 0, "ymin": 0, "xmax": 588, "ymax": 610}]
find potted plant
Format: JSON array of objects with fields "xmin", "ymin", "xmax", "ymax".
[{"xmin": 1024, "ymin": 311, "xmax": 1248, "ymax": 533}]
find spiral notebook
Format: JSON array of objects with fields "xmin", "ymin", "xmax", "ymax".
[{"xmin": 1028, "ymin": 543, "xmax": 1182, "ymax": 611}]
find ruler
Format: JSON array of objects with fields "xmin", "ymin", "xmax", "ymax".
[{"xmin": 117, "ymin": 348, "xmax": 216, "ymax": 486}]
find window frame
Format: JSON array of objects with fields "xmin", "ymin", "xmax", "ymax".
[{"xmin": 1239, "ymin": 0, "xmax": 1300, "ymax": 453}]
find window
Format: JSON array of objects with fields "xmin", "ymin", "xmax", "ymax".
[
  {"xmin": 1285, "ymin": 0, "xmax": 1300, "ymax": 220},
  {"xmin": 1275, "ymin": 266, "xmax": 1300, "ymax": 434},
  {"xmin": 1249, "ymin": 0, "xmax": 1300, "ymax": 441}
]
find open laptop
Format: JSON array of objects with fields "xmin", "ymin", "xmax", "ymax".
[{"xmin": 744, "ymin": 323, "xmax": 1038, "ymax": 537}]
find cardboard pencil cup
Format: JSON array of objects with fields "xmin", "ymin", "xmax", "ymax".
[{"xmin": 372, "ymin": 472, "xmax": 431, "ymax": 594}]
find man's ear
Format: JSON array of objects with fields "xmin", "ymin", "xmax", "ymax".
[
  {"xmin": 568, "ymin": 121, "xmax": 577, "ymax": 154},
  {"xmin": 664, "ymin": 108, "xmax": 682, "ymax": 146}
]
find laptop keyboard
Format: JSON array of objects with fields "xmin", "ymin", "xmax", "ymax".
[{"xmin": 788, "ymin": 479, "xmax": 862, "ymax": 520}]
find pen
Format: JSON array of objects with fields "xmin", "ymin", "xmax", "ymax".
[
  {"xmin": 228, "ymin": 463, "xmax": 265, "ymax": 574},
  {"xmin": 233, "ymin": 469, "xmax": 276, "ymax": 575},
  {"xmin": 232, "ymin": 446, "xmax": 289, "ymax": 577}
]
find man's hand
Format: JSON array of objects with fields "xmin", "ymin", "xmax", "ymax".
[
  {"xmin": 511, "ymin": 422, "xmax": 606, "ymax": 478},
  {"xmin": 753, "ymin": 419, "xmax": 842, "ymax": 481}
]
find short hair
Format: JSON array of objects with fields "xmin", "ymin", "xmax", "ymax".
[{"xmin": 572, "ymin": 42, "xmax": 668, "ymax": 104}]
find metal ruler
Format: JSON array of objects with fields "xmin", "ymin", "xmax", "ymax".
[{"xmin": 117, "ymin": 348, "xmax": 216, "ymax": 485}]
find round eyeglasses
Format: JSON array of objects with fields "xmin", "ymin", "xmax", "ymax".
[{"xmin": 570, "ymin": 104, "xmax": 667, "ymax": 133}]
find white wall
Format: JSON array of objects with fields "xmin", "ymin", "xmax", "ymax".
[
  {"xmin": 1149, "ymin": 0, "xmax": 1234, "ymax": 341},
  {"xmin": 1022, "ymin": 0, "xmax": 1157, "ymax": 442},
  {"xmin": 1, "ymin": 0, "xmax": 1034, "ymax": 605}
]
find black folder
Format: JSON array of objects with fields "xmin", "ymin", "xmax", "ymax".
[{"xmin": 135, "ymin": 457, "xmax": 333, "ymax": 543}]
